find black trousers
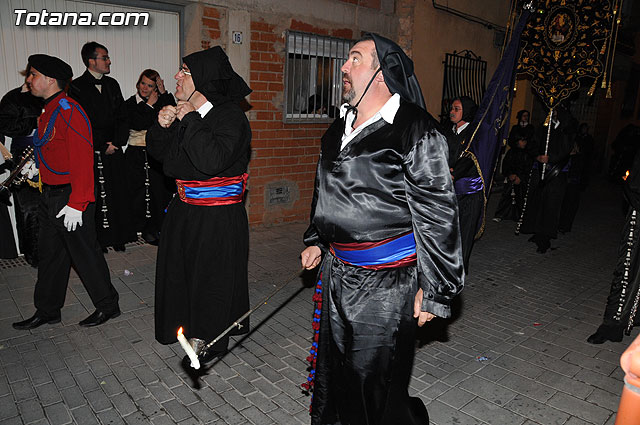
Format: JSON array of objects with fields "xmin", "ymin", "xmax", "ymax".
[
  {"xmin": 35, "ymin": 185, "xmax": 119, "ymax": 318},
  {"xmin": 312, "ymin": 255, "xmax": 429, "ymax": 425}
]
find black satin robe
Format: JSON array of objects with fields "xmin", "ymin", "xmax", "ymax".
[{"xmin": 304, "ymin": 101, "xmax": 464, "ymax": 425}]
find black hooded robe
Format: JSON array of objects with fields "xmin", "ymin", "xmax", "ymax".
[
  {"xmin": 146, "ymin": 47, "xmax": 251, "ymax": 349},
  {"xmin": 519, "ymin": 115, "xmax": 575, "ymax": 247},
  {"xmin": 69, "ymin": 72, "xmax": 136, "ymax": 248},
  {"xmin": 594, "ymin": 150, "xmax": 640, "ymax": 335},
  {"xmin": 305, "ymin": 101, "xmax": 464, "ymax": 425}
]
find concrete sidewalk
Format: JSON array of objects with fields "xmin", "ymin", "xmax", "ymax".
[{"xmin": 1, "ymin": 177, "xmax": 637, "ymax": 424}]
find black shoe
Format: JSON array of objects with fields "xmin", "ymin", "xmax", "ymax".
[
  {"xmin": 535, "ymin": 239, "xmax": 551, "ymax": 253},
  {"xmin": 113, "ymin": 245, "xmax": 126, "ymax": 252},
  {"xmin": 24, "ymin": 254, "xmax": 38, "ymax": 268},
  {"xmin": 12, "ymin": 314, "xmax": 61, "ymax": 330},
  {"xmin": 197, "ymin": 347, "xmax": 227, "ymax": 364},
  {"xmin": 142, "ymin": 233, "xmax": 159, "ymax": 246},
  {"xmin": 587, "ymin": 324, "xmax": 624, "ymax": 344},
  {"xmin": 78, "ymin": 309, "xmax": 121, "ymax": 327}
]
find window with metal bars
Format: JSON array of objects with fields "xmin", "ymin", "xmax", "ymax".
[
  {"xmin": 441, "ymin": 50, "xmax": 487, "ymax": 124},
  {"xmin": 284, "ymin": 31, "xmax": 352, "ymax": 123}
]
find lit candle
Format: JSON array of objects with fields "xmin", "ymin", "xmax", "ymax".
[{"xmin": 177, "ymin": 327, "xmax": 200, "ymax": 369}]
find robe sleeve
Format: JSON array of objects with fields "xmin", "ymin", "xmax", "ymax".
[
  {"xmin": 303, "ymin": 161, "xmax": 328, "ymax": 253},
  {"xmin": 111, "ymin": 81, "xmax": 129, "ymax": 147},
  {"xmin": 145, "ymin": 120, "xmax": 178, "ymax": 164},
  {"xmin": 0, "ymin": 92, "xmax": 38, "ymax": 138},
  {"xmin": 403, "ymin": 126, "xmax": 464, "ymax": 319},
  {"xmin": 127, "ymin": 98, "xmax": 158, "ymax": 131}
]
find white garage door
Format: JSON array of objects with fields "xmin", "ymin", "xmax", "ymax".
[{"xmin": 0, "ymin": 0, "xmax": 180, "ymax": 255}]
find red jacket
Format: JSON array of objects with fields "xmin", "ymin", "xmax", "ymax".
[{"xmin": 37, "ymin": 91, "xmax": 94, "ymax": 211}]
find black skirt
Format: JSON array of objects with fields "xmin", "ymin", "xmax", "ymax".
[{"xmin": 154, "ymin": 198, "xmax": 249, "ymax": 350}]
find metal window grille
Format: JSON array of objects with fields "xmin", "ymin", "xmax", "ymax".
[
  {"xmin": 441, "ymin": 50, "xmax": 487, "ymax": 123},
  {"xmin": 284, "ymin": 31, "xmax": 352, "ymax": 123}
]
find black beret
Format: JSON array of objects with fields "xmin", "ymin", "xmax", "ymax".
[{"xmin": 28, "ymin": 54, "xmax": 73, "ymax": 80}]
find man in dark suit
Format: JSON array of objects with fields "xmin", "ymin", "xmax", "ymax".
[{"xmin": 69, "ymin": 41, "xmax": 135, "ymax": 252}]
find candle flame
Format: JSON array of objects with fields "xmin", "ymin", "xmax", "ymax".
[
  {"xmin": 178, "ymin": 326, "xmax": 184, "ymax": 335},
  {"xmin": 624, "ymin": 171, "xmax": 630, "ymax": 181}
]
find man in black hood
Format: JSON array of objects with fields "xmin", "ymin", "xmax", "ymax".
[
  {"xmin": 146, "ymin": 46, "xmax": 252, "ymax": 364},
  {"xmin": 300, "ymin": 33, "xmax": 463, "ymax": 425}
]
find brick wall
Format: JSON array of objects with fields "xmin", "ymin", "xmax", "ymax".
[
  {"xmin": 200, "ymin": 5, "xmax": 360, "ymax": 227},
  {"xmin": 247, "ymin": 19, "xmax": 352, "ymax": 226},
  {"xmin": 201, "ymin": 6, "xmax": 223, "ymax": 50},
  {"xmin": 337, "ymin": 0, "xmax": 381, "ymax": 9}
]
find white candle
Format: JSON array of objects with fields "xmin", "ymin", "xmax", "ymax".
[{"xmin": 177, "ymin": 327, "xmax": 201, "ymax": 369}]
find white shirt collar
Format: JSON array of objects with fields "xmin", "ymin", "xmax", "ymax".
[
  {"xmin": 340, "ymin": 93, "xmax": 401, "ymax": 149},
  {"xmin": 88, "ymin": 69, "xmax": 103, "ymax": 80},
  {"xmin": 197, "ymin": 101, "xmax": 213, "ymax": 118},
  {"xmin": 135, "ymin": 93, "xmax": 155, "ymax": 108},
  {"xmin": 453, "ymin": 121, "xmax": 470, "ymax": 134}
]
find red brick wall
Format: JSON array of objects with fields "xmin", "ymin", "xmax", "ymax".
[
  {"xmin": 248, "ymin": 19, "xmax": 353, "ymax": 226},
  {"xmin": 201, "ymin": 6, "xmax": 223, "ymax": 50},
  {"xmin": 337, "ymin": 0, "xmax": 381, "ymax": 9},
  {"xmin": 200, "ymin": 5, "xmax": 357, "ymax": 226}
]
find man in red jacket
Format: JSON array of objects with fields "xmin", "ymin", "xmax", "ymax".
[{"xmin": 12, "ymin": 54, "xmax": 120, "ymax": 330}]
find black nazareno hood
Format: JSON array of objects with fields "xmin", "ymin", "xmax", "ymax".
[{"xmin": 183, "ymin": 46, "xmax": 251, "ymax": 105}]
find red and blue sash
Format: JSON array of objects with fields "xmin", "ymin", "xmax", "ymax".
[
  {"xmin": 176, "ymin": 173, "xmax": 248, "ymax": 206},
  {"xmin": 330, "ymin": 232, "xmax": 417, "ymax": 269}
]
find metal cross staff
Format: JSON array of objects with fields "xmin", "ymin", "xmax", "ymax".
[
  {"xmin": 178, "ymin": 267, "xmax": 305, "ymax": 369},
  {"xmin": 540, "ymin": 108, "xmax": 554, "ymax": 181}
]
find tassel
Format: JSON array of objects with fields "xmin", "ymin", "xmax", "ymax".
[{"xmin": 301, "ymin": 276, "xmax": 323, "ymax": 414}]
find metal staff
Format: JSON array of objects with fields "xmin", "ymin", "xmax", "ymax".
[
  {"xmin": 514, "ymin": 166, "xmax": 534, "ymax": 235},
  {"xmin": 179, "ymin": 267, "xmax": 305, "ymax": 369},
  {"xmin": 541, "ymin": 108, "xmax": 553, "ymax": 181}
]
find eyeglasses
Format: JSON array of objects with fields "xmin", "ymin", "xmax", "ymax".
[
  {"xmin": 178, "ymin": 66, "xmax": 191, "ymax": 76},
  {"xmin": 93, "ymin": 56, "xmax": 110, "ymax": 61}
]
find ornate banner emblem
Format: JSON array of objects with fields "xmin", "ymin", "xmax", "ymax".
[{"xmin": 517, "ymin": 0, "xmax": 613, "ymax": 108}]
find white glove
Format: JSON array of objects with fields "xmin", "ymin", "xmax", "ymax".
[
  {"xmin": 20, "ymin": 160, "xmax": 39, "ymax": 179},
  {"xmin": 56, "ymin": 205, "xmax": 83, "ymax": 232}
]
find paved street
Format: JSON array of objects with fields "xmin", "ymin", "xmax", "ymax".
[{"xmin": 1, "ymin": 177, "xmax": 637, "ymax": 425}]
